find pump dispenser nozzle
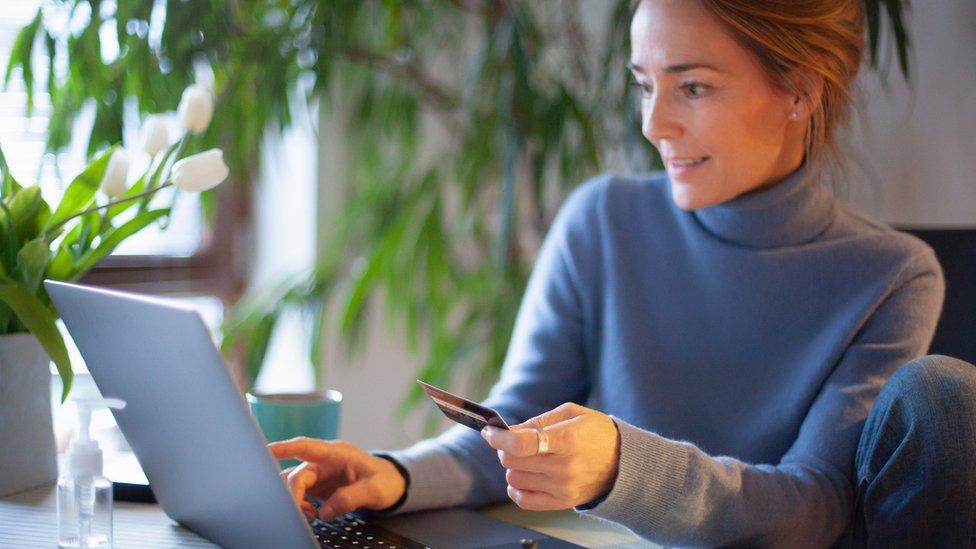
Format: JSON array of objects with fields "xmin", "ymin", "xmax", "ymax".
[
  {"xmin": 73, "ymin": 398, "xmax": 126, "ymax": 443},
  {"xmin": 68, "ymin": 398, "xmax": 126, "ymax": 478}
]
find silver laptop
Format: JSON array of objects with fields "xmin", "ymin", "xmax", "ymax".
[{"xmin": 46, "ymin": 280, "xmax": 579, "ymax": 548}]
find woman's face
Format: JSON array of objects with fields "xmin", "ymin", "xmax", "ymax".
[{"xmin": 630, "ymin": 0, "xmax": 809, "ymax": 210}]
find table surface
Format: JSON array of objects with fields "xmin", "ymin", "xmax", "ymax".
[{"xmin": 0, "ymin": 484, "xmax": 661, "ymax": 548}]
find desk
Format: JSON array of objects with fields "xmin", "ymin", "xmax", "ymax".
[
  {"xmin": 0, "ymin": 485, "xmax": 213, "ymax": 548},
  {"xmin": 0, "ymin": 485, "xmax": 659, "ymax": 548}
]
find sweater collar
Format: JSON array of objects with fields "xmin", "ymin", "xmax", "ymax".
[{"xmin": 690, "ymin": 165, "xmax": 835, "ymax": 249}]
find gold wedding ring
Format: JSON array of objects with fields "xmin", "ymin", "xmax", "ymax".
[{"xmin": 535, "ymin": 428, "xmax": 551, "ymax": 455}]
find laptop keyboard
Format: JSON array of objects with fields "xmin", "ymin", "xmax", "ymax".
[{"xmin": 310, "ymin": 513, "xmax": 431, "ymax": 549}]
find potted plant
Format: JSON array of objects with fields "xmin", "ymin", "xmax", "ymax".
[{"xmin": 0, "ymin": 84, "xmax": 228, "ymax": 496}]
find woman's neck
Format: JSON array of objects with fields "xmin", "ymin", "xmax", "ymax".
[{"xmin": 745, "ymin": 147, "xmax": 807, "ymax": 198}]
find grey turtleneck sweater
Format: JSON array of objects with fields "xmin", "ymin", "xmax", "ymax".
[{"xmin": 386, "ymin": 167, "xmax": 944, "ymax": 547}]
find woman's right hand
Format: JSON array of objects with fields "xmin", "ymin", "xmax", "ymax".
[{"xmin": 268, "ymin": 437, "xmax": 407, "ymax": 521}]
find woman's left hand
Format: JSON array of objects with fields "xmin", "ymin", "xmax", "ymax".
[{"xmin": 481, "ymin": 402, "xmax": 620, "ymax": 510}]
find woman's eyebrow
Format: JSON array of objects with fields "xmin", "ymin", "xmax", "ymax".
[{"xmin": 627, "ymin": 60, "xmax": 721, "ymax": 74}]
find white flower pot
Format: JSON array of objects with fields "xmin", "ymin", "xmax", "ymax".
[{"xmin": 0, "ymin": 333, "xmax": 57, "ymax": 496}]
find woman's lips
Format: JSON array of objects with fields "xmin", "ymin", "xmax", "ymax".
[{"xmin": 666, "ymin": 156, "xmax": 710, "ymax": 176}]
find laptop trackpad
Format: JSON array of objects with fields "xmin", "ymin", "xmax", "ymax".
[{"xmin": 372, "ymin": 508, "xmax": 582, "ymax": 548}]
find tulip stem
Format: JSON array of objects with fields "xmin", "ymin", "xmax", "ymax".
[
  {"xmin": 174, "ymin": 134, "xmax": 190, "ymax": 164},
  {"xmin": 141, "ymin": 134, "xmax": 190, "ymax": 213},
  {"xmin": 45, "ymin": 182, "xmax": 174, "ymax": 238}
]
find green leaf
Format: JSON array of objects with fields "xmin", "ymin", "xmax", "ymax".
[
  {"xmin": 0, "ymin": 200, "xmax": 20, "ymax": 277},
  {"xmin": 6, "ymin": 185, "xmax": 46, "ymax": 242},
  {"xmin": 87, "ymin": 96, "xmax": 124, "ymax": 160},
  {"xmin": 866, "ymin": 0, "xmax": 881, "ymax": 69},
  {"xmin": 0, "ymin": 275, "xmax": 73, "ymax": 402},
  {"xmin": 0, "ymin": 144, "xmax": 23, "ymax": 198},
  {"xmin": 2, "ymin": 8, "xmax": 43, "ymax": 115},
  {"xmin": 883, "ymin": 0, "xmax": 911, "ymax": 80},
  {"xmin": 244, "ymin": 313, "xmax": 278, "ymax": 390},
  {"xmin": 338, "ymin": 211, "xmax": 409, "ymax": 335},
  {"xmin": 47, "ymin": 244, "xmax": 73, "ymax": 281},
  {"xmin": 44, "ymin": 145, "xmax": 117, "ymax": 234},
  {"xmin": 16, "ymin": 237, "xmax": 49, "ymax": 295},
  {"xmin": 0, "ymin": 301, "xmax": 15, "ymax": 333},
  {"xmin": 308, "ymin": 297, "xmax": 326, "ymax": 390},
  {"xmin": 71, "ymin": 208, "xmax": 170, "ymax": 275},
  {"xmin": 43, "ymin": 31, "xmax": 56, "ymax": 104},
  {"xmin": 221, "ymin": 276, "xmax": 303, "ymax": 390},
  {"xmin": 68, "ymin": 211, "xmax": 99, "ymax": 261}
]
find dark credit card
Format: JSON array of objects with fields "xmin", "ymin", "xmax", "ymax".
[{"xmin": 417, "ymin": 380, "xmax": 509, "ymax": 431}]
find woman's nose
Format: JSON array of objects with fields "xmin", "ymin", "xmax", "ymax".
[{"xmin": 641, "ymin": 94, "xmax": 682, "ymax": 145}]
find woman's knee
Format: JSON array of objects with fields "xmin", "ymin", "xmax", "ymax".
[
  {"xmin": 868, "ymin": 354, "xmax": 976, "ymax": 449},
  {"xmin": 880, "ymin": 354, "xmax": 976, "ymax": 414},
  {"xmin": 854, "ymin": 356, "xmax": 976, "ymax": 549},
  {"xmin": 857, "ymin": 355, "xmax": 976, "ymax": 478}
]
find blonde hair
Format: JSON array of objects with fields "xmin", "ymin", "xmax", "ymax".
[{"xmin": 697, "ymin": 0, "xmax": 865, "ymax": 173}]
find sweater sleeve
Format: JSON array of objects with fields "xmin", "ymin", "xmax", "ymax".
[
  {"xmin": 579, "ymin": 251, "xmax": 945, "ymax": 547},
  {"xmin": 384, "ymin": 181, "xmax": 600, "ymax": 513}
]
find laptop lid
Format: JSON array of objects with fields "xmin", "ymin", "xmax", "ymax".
[
  {"xmin": 45, "ymin": 280, "xmax": 318, "ymax": 549},
  {"xmin": 46, "ymin": 281, "xmax": 583, "ymax": 549}
]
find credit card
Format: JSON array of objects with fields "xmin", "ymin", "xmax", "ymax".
[{"xmin": 417, "ymin": 380, "xmax": 510, "ymax": 431}]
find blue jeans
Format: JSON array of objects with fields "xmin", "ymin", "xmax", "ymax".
[{"xmin": 841, "ymin": 355, "xmax": 976, "ymax": 547}]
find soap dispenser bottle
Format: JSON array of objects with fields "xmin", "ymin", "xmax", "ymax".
[{"xmin": 57, "ymin": 398, "xmax": 126, "ymax": 549}]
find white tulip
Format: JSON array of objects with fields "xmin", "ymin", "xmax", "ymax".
[
  {"xmin": 100, "ymin": 148, "xmax": 130, "ymax": 197},
  {"xmin": 177, "ymin": 84, "xmax": 213, "ymax": 134},
  {"xmin": 141, "ymin": 115, "xmax": 170, "ymax": 157},
  {"xmin": 171, "ymin": 149, "xmax": 229, "ymax": 192}
]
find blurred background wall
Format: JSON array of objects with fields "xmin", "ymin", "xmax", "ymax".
[{"xmin": 840, "ymin": 0, "xmax": 976, "ymax": 225}]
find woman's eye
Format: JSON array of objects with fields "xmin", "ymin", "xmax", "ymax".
[
  {"xmin": 631, "ymin": 79, "xmax": 709, "ymax": 100},
  {"xmin": 681, "ymin": 82, "xmax": 709, "ymax": 99}
]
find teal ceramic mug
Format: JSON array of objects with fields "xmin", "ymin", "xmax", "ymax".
[{"xmin": 246, "ymin": 389, "xmax": 342, "ymax": 468}]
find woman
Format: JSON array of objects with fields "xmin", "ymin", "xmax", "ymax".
[{"xmin": 271, "ymin": 0, "xmax": 976, "ymax": 545}]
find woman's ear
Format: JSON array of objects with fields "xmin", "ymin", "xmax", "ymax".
[{"xmin": 788, "ymin": 71, "xmax": 824, "ymax": 121}]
